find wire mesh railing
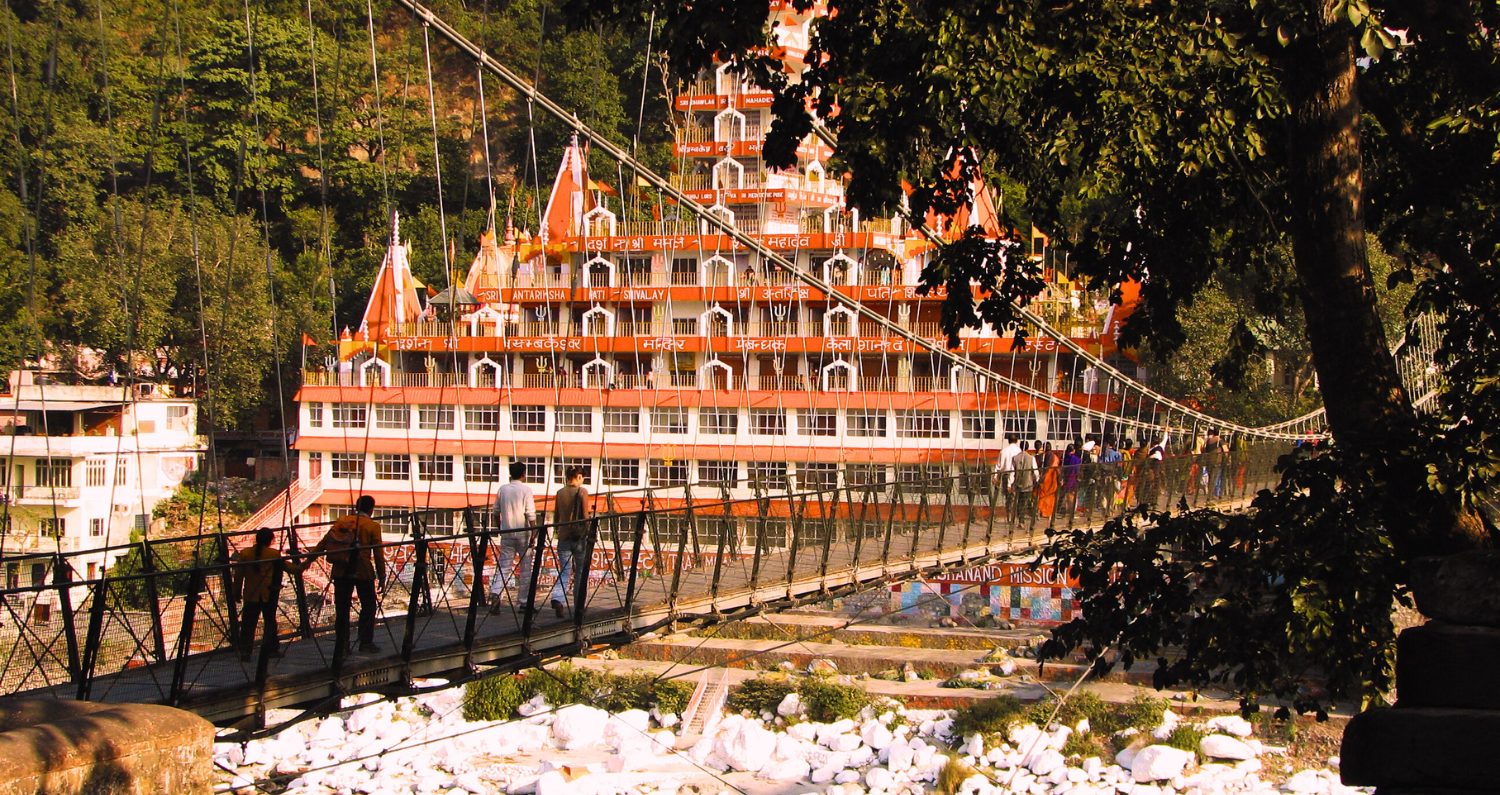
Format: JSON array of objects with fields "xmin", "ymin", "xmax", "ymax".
[{"xmin": 0, "ymin": 443, "xmax": 1289, "ymax": 712}]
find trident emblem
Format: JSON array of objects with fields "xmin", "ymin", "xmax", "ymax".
[{"xmin": 770, "ymin": 304, "xmax": 789, "ymax": 321}]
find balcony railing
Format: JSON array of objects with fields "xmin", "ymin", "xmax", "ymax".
[
  {"xmin": 754, "ymin": 321, "xmax": 801, "ymax": 337},
  {"xmin": 619, "ymin": 220, "xmax": 697, "ymax": 238},
  {"xmin": 520, "ymin": 373, "xmax": 583, "ymax": 390},
  {"xmin": 19, "ymin": 486, "xmax": 80, "ymax": 503},
  {"xmin": 907, "ymin": 321, "xmax": 943, "ymax": 338},
  {"xmin": 507, "ymin": 272, "xmax": 573, "ymax": 289},
  {"xmin": 520, "ymin": 322, "xmax": 563, "ymax": 337},
  {"xmin": 668, "ymin": 371, "xmax": 698, "ymax": 388},
  {"xmin": 667, "ymin": 173, "xmax": 713, "ymax": 192},
  {"xmin": 859, "ymin": 268, "xmax": 903, "ymax": 286},
  {"xmin": 861, "ymin": 377, "xmax": 898, "ymax": 392},
  {"xmin": 396, "ymin": 372, "xmax": 465, "ymax": 388},
  {"xmin": 756, "ymin": 375, "xmax": 812, "ymax": 391},
  {"xmin": 672, "ymin": 318, "xmax": 699, "ymax": 335},
  {"xmin": 391, "ymin": 322, "xmax": 460, "ymax": 338}
]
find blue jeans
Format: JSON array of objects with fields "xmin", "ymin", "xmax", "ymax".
[{"xmin": 548, "ymin": 537, "xmax": 587, "ymax": 607}]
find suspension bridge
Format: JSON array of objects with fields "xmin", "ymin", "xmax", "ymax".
[{"xmin": 0, "ymin": 0, "xmax": 1444, "ymax": 742}]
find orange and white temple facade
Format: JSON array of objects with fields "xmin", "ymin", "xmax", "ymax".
[{"xmin": 282, "ymin": 4, "xmax": 1133, "ymax": 531}]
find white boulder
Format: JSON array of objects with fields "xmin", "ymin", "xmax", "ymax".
[
  {"xmin": 1130, "ymin": 745, "xmax": 1194, "ymax": 783},
  {"xmin": 716, "ymin": 722, "xmax": 778, "ymax": 772},
  {"xmin": 1027, "ymin": 749, "xmax": 1066, "ymax": 777},
  {"xmin": 790, "ymin": 723, "xmax": 821, "ymax": 742},
  {"xmin": 761, "ymin": 759, "xmax": 812, "ymax": 783},
  {"xmin": 552, "ymin": 705, "xmax": 609, "ymax": 750},
  {"xmin": 1283, "ymin": 769, "xmax": 1331, "ymax": 794},
  {"xmin": 1204, "ymin": 715, "xmax": 1255, "ymax": 738},
  {"xmin": 779, "ymin": 693, "xmax": 805, "ymax": 718},
  {"xmin": 864, "ymin": 767, "xmax": 894, "ymax": 792},
  {"xmin": 1200, "ymin": 734, "xmax": 1257, "ymax": 761},
  {"xmin": 861, "ymin": 722, "xmax": 894, "ymax": 751},
  {"xmin": 887, "ymin": 742, "xmax": 915, "ymax": 773},
  {"xmin": 829, "ymin": 734, "xmax": 863, "ymax": 753},
  {"xmin": 836, "ymin": 770, "xmax": 862, "ymax": 785}
]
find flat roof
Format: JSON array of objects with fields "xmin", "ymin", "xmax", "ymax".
[{"xmin": 2, "ymin": 401, "xmax": 125, "ymax": 412}]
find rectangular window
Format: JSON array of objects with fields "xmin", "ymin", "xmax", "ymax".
[
  {"xmin": 697, "ymin": 459, "xmax": 738, "ymax": 486},
  {"xmin": 464, "ymin": 405, "xmax": 501, "ymax": 431},
  {"xmin": 1001, "ymin": 411, "xmax": 1040, "ymax": 440},
  {"xmin": 748, "ymin": 461, "xmax": 789, "ymax": 489},
  {"xmin": 166, "ymin": 404, "xmax": 190, "ymax": 430},
  {"xmin": 651, "ymin": 407, "xmax": 689, "ymax": 434},
  {"xmin": 424, "ymin": 510, "xmax": 456, "ymax": 536},
  {"xmin": 418, "ymin": 455, "xmax": 454, "ymax": 482},
  {"xmin": 374, "ymin": 454, "xmax": 410, "ymax": 481},
  {"xmin": 896, "ymin": 410, "xmax": 950, "ymax": 438},
  {"xmin": 696, "ymin": 517, "xmax": 738, "ymax": 549},
  {"xmin": 602, "ymin": 458, "xmax": 640, "ymax": 487},
  {"xmin": 961, "ymin": 410, "xmax": 997, "ymax": 440},
  {"xmin": 552, "ymin": 456, "xmax": 593, "ymax": 485},
  {"xmin": 797, "ymin": 461, "xmax": 838, "ymax": 490},
  {"xmin": 85, "ymin": 459, "xmax": 106, "ymax": 488},
  {"xmin": 89, "ymin": 518, "xmax": 104, "ymax": 537},
  {"xmin": 797, "ymin": 409, "xmax": 837, "ymax": 437},
  {"xmin": 648, "ymin": 459, "xmax": 689, "ymax": 487},
  {"xmin": 39, "ymin": 518, "xmax": 63, "ymax": 538},
  {"xmin": 515, "ymin": 456, "xmax": 548, "ymax": 483},
  {"xmin": 845, "ymin": 463, "xmax": 888, "ymax": 487},
  {"xmin": 134, "ymin": 514, "xmax": 149, "ymax": 532},
  {"xmin": 698, "ymin": 408, "xmax": 738, "ymax": 435},
  {"xmin": 465, "ymin": 455, "xmax": 503, "ymax": 482},
  {"xmin": 35, "ymin": 459, "xmax": 71, "ymax": 488},
  {"xmin": 330, "ymin": 452, "xmax": 365, "ymax": 480},
  {"xmin": 749, "ymin": 408, "xmax": 786, "ymax": 436},
  {"xmin": 370, "ymin": 508, "xmax": 411, "ymax": 537},
  {"xmin": 115, "ymin": 458, "xmax": 127, "ymax": 486},
  {"xmin": 898, "ymin": 463, "xmax": 951, "ymax": 492},
  {"xmin": 511, "ymin": 405, "xmax": 547, "ymax": 432},
  {"xmin": 556, "ymin": 407, "xmax": 593, "ymax": 433},
  {"xmin": 604, "ymin": 407, "xmax": 640, "ymax": 433},
  {"xmin": 374, "ymin": 404, "xmax": 409, "ymax": 429},
  {"xmin": 307, "ymin": 402, "xmax": 324, "ymax": 427},
  {"xmin": 333, "ymin": 403, "xmax": 367, "ymax": 428},
  {"xmin": 847, "ymin": 410, "xmax": 888, "ymax": 438},
  {"xmin": 418, "ymin": 404, "xmax": 455, "ymax": 431},
  {"xmin": 1047, "ymin": 414, "xmax": 1084, "ymax": 442}
]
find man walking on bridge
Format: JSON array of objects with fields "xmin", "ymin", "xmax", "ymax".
[
  {"xmin": 307, "ymin": 495, "xmax": 386, "ymax": 654},
  {"xmin": 489, "ymin": 462, "xmax": 538, "ymax": 614},
  {"xmin": 231, "ymin": 529, "xmax": 293, "ymax": 662},
  {"xmin": 548, "ymin": 466, "xmax": 591, "ymax": 620}
]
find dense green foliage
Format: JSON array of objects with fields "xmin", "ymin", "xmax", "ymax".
[
  {"xmin": 564, "ymin": 0, "xmax": 1500, "ymax": 716},
  {"xmin": 724, "ymin": 676, "xmax": 796, "ymax": 717},
  {"xmin": 460, "ymin": 664, "xmax": 693, "ymax": 721},
  {"xmin": 0, "ymin": 0, "xmax": 670, "ymax": 428}
]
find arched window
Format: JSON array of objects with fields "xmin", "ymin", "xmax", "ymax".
[
  {"xmin": 582, "ymin": 255, "xmax": 615, "ymax": 288},
  {"xmin": 821, "ymin": 359, "xmax": 857, "ymax": 392},
  {"xmin": 468, "ymin": 356, "xmax": 504, "ymax": 388},
  {"xmin": 824, "ymin": 306, "xmax": 858, "ymax": 338},
  {"xmin": 701, "ymin": 359, "xmax": 734, "ymax": 390},
  {"xmin": 700, "ymin": 304, "xmax": 735, "ymax": 337},
  {"xmin": 579, "ymin": 306, "xmax": 615, "ymax": 337},
  {"xmin": 713, "ymin": 157, "xmax": 745, "ymax": 190},
  {"xmin": 581, "ymin": 358, "xmax": 614, "ymax": 389},
  {"xmin": 359, "ymin": 357, "xmax": 390, "ymax": 387}
]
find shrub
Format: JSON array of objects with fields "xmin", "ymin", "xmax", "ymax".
[
  {"xmin": 800, "ymin": 679, "xmax": 870, "ymax": 722},
  {"xmin": 727, "ymin": 677, "xmax": 797, "ymax": 716},
  {"xmin": 951, "ymin": 695, "xmax": 1028, "ymax": 737},
  {"xmin": 936, "ymin": 758, "xmax": 981, "ymax": 795},
  {"xmin": 1115, "ymin": 694, "xmax": 1170, "ymax": 734},
  {"xmin": 463, "ymin": 674, "xmax": 524, "ymax": 721},
  {"xmin": 1164, "ymin": 725, "xmax": 1205, "ymax": 753}
]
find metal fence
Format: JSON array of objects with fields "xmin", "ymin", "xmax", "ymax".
[{"xmin": 0, "ymin": 442, "xmax": 1289, "ymax": 720}]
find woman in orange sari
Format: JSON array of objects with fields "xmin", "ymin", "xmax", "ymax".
[{"xmin": 1035, "ymin": 442, "xmax": 1060, "ymax": 519}]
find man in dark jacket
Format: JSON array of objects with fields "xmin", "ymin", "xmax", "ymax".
[{"xmin": 547, "ymin": 467, "xmax": 591, "ymax": 619}]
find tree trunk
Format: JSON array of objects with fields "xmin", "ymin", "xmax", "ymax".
[
  {"xmin": 1281, "ymin": 7, "xmax": 1411, "ymax": 454},
  {"xmin": 1281, "ymin": 5, "xmax": 1481, "ymax": 552}
]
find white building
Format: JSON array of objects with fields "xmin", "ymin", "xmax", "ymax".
[{"xmin": 1, "ymin": 371, "xmax": 206, "ymax": 589}]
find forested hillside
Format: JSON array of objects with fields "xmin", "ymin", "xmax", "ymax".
[{"xmin": 0, "ymin": 0, "xmax": 670, "ymax": 429}]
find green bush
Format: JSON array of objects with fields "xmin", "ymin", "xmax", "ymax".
[
  {"xmin": 951, "ymin": 695, "xmax": 1027, "ymax": 737},
  {"xmin": 463, "ymin": 674, "xmax": 524, "ymax": 721},
  {"xmin": 465, "ymin": 665, "xmax": 699, "ymax": 720},
  {"xmin": 726, "ymin": 677, "xmax": 796, "ymax": 716},
  {"xmin": 1164, "ymin": 725, "xmax": 1205, "ymax": 753},
  {"xmin": 800, "ymin": 679, "xmax": 870, "ymax": 722}
]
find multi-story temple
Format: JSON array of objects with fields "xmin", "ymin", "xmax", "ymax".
[{"xmin": 278, "ymin": 3, "xmax": 1131, "ymax": 533}]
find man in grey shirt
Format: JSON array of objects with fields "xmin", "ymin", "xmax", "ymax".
[{"xmin": 489, "ymin": 461, "xmax": 538, "ymax": 614}]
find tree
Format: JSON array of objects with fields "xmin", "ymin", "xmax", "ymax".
[{"xmin": 559, "ymin": 0, "xmax": 1500, "ymax": 709}]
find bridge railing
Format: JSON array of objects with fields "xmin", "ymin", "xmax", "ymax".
[{"xmin": 0, "ymin": 442, "xmax": 1291, "ymax": 709}]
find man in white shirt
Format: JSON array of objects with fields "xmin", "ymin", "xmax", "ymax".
[
  {"xmin": 489, "ymin": 461, "xmax": 538, "ymax": 614},
  {"xmin": 995, "ymin": 433, "xmax": 1023, "ymax": 497}
]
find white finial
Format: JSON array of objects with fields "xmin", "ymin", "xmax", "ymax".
[{"xmin": 391, "ymin": 210, "xmax": 401, "ymax": 245}]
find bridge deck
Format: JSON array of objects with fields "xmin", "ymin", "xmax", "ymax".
[{"xmin": 1, "ymin": 466, "xmax": 1276, "ymax": 736}]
